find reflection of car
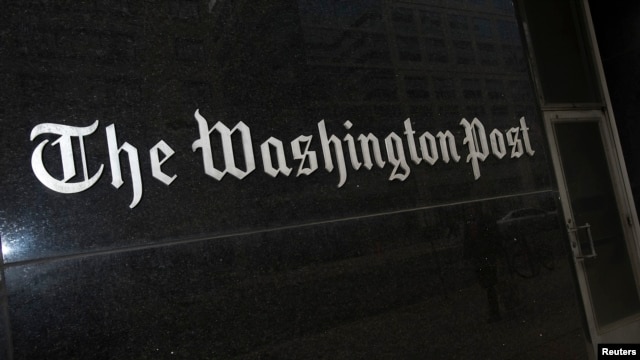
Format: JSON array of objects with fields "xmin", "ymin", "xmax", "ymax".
[{"xmin": 497, "ymin": 208, "xmax": 559, "ymax": 237}]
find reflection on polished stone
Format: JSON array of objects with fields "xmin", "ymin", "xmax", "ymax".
[
  {"xmin": 6, "ymin": 195, "xmax": 585, "ymax": 359},
  {"xmin": 1, "ymin": 0, "xmax": 548, "ymax": 263},
  {"xmin": 0, "ymin": 0, "xmax": 588, "ymax": 358}
]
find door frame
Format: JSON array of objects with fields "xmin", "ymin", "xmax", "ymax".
[{"xmin": 543, "ymin": 109, "xmax": 640, "ymax": 347}]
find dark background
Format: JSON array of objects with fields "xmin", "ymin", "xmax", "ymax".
[{"xmin": 590, "ymin": 0, "xmax": 640, "ymax": 209}]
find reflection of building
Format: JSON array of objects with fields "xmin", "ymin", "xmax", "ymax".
[
  {"xmin": 298, "ymin": 0, "xmax": 542, "ymax": 200},
  {"xmin": 2, "ymin": 0, "xmax": 640, "ymax": 359},
  {"xmin": 299, "ymin": 0, "xmax": 530, "ymax": 119},
  {"xmin": 8, "ymin": 0, "xmax": 215, "ymax": 125}
]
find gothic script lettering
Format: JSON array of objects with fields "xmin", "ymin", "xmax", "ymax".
[{"xmin": 30, "ymin": 110, "xmax": 536, "ymax": 208}]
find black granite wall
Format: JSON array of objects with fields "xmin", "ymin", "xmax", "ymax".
[{"xmin": 0, "ymin": 1, "xmax": 587, "ymax": 358}]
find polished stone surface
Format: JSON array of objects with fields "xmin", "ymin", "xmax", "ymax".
[
  {"xmin": 6, "ymin": 197, "xmax": 586, "ymax": 359},
  {"xmin": 0, "ymin": 0, "xmax": 589, "ymax": 358},
  {"xmin": 0, "ymin": 0, "xmax": 549, "ymax": 262}
]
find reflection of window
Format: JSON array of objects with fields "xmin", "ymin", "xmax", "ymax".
[
  {"xmin": 491, "ymin": 105, "xmax": 508, "ymax": 117},
  {"xmin": 501, "ymin": 44, "xmax": 525, "ymax": 70},
  {"xmin": 453, "ymin": 41, "xmax": 474, "ymax": 65},
  {"xmin": 363, "ymin": 73, "xmax": 397, "ymax": 101},
  {"xmin": 420, "ymin": 11, "xmax": 443, "ymax": 37},
  {"xmin": 298, "ymin": 0, "xmax": 383, "ymax": 28},
  {"xmin": 424, "ymin": 38, "xmax": 447, "ymax": 63},
  {"xmin": 106, "ymin": 79, "xmax": 142, "ymax": 101},
  {"xmin": 438, "ymin": 105, "xmax": 459, "ymax": 118},
  {"xmin": 497, "ymin": 20, "xmax": 518, "ymax": 43},
  {"xmin": 396, "ymin": 36, "xmax": 421, "ymax": 62},
  {"xmin": 448, "ymin": 14, "xmax": 468, "ymax": 38},
  {"xmin": 359, "ymin": 34, "xmax": 390, "ymax": 65},
  {"xmin": 493, "ymin": 0, "xmax": 512, "ymax": 11},
  {"xmin": 353, "ymin": 12, "xmax": 384, "ymax": 30},
  {"xmin": 169, "ymin": 0, "xmax": 199, "ymax": 19},
  {"xmin": 110, "ymin": 33, "xmax": 136, "ymax": 59},
  {"xmin": 486, "ymin": 79, "xmax": 505, "ymax": 100},
  {"xmin": 477, "ymin": 42, "xmax": 496, "ymax": 66},
  {"xmin": 466, "ymin": 105, "xmax": 484, "ymax": 115},
  {"xmin": 95, "ymin": 0, "xmax": 132, "ymax": 14},
  {"xmin": 183, "ymin": 81, "xmax": 212, "ymax": 105},
  {"xmin": 508, "ymin": 80, "xmax": 532, "ymax": 102},
  {"xmin": 364, "ymin": 88, "xmax": 397, "ymax": 101},
  {"xmin": 392, "ymin": 8, "xmax": 416, "ymax": 34},
  {"xmin": 18, "ymin": 26, "xmax": 57, "ymax": 57},
  {"xmin": 19, "ymin": 75, "xmax": 56, "ymax": 106},
  {"xmin": 473, "ymin": 18, "xmax": 492, "ymax": 39},
  {"xmin": 303, "ymin": 29, "xmax": 340, "ymax": 62},
  {"xmin": 434, "ymin": 78, "xmax": 456, "ymax": 100},
  {"xmin": 405, "ymin": 76, "xmax": 429, "ymax": 100},
  {"xmin": 175, "ymin": 38, "xmax": 204, "ymax": 61},
  {"xmin": 410, "ymin": 106, "xmax": 432, "ymax": 118},
  {"xmin": 54, "ymin": 28, "xmax": 135, "ymax": 61},
  {"xmin": 462, "ymin": 79, "xmax": 481, "ymax": 100}
]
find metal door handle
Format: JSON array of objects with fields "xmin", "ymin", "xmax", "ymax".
[{"xmin": 568, "ymin": 223, "xmax": 597, "ymax": 259}]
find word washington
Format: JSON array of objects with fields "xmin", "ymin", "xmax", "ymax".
[{"xmin": 30, "ymin": 110, "xmax": 535, "ymax": 208}]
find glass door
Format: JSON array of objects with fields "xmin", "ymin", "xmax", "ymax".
[{"xmin": 545, "ymin": 110, "xmax": 640, "ymax": 346}]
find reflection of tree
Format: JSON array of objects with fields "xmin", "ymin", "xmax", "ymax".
[
  {"xmin": 502, "ymin": 235, "xmax": 555, "ymax": 278},
  {"xmin": 497, "ymin": 208, "xmax": 559, "ymax": 278},
  {"xmin": 463, "ymin": 206, "xmax": 502, "ymax": 321}
]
